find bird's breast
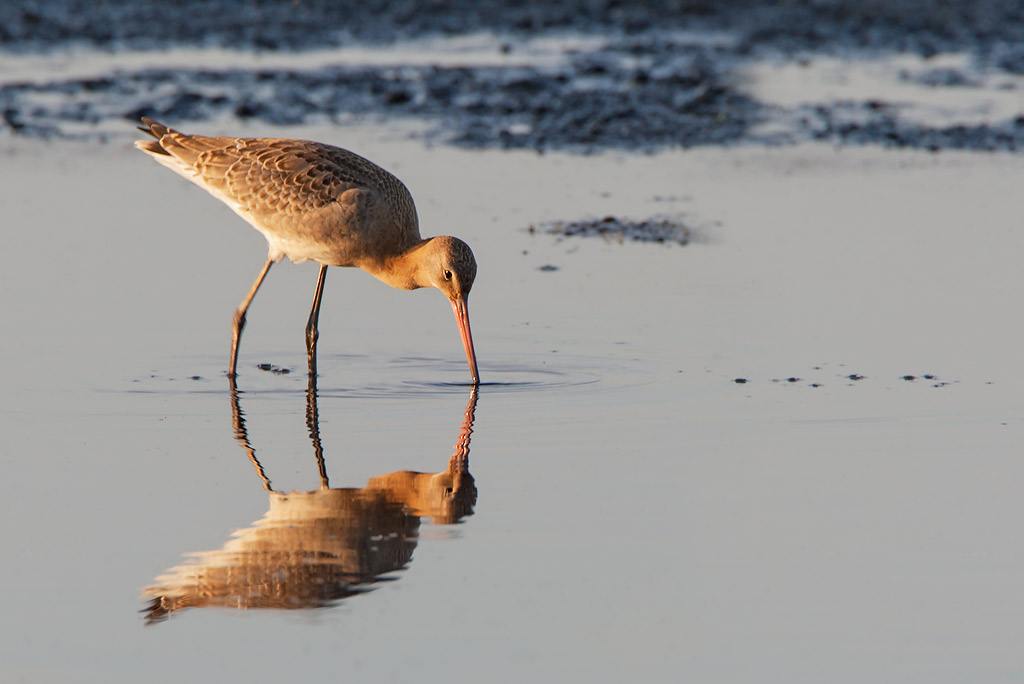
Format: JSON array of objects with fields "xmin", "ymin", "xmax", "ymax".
[
  {"xmin": 256, "ymin": 215, "xmax": 406, "ymax": 269},
  {"xmin": 242, "ymin": 183, "xmax": 416, "ymax": 268}
]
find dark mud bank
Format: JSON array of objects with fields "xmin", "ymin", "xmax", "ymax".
[
  {"xmin": 5, "ymin": 0, "xmax": 1023, "ymax": 54},
  {"xmin": 3, "ymin": 0, "xmax": 1024, "ymax": 151}
]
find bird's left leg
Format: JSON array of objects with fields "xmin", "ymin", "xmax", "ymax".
[
  {"xmin": 230, "ymin": 256, "xmax": 274, "ymax": 378},
  {"xmin": 306, "ymin": 264, "xmax": 328, "ymax": 376}
]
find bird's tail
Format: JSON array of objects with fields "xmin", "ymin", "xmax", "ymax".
[
  {"xmin": 134, "ymin": 117, "xmax": 238, "ymax": 167},
  {"xmin": 135, "ymin": 117, "xmax": 172, "ymax": 156}
]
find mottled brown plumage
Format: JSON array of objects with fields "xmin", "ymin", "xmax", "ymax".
[{"xmin": 136, "ymin": 117, "xmax": 479, "ymax": 383}]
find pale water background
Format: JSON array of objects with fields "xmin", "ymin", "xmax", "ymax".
[{"xmin": 2, "ymin": 49, "xmax": 1024, "ymax": 684}]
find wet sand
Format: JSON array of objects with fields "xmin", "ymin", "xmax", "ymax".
[{"xmin": 1, "ymin": 124, "xmax": 1022, "ymax": 682}]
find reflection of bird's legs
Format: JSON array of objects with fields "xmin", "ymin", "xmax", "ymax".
[
  {"xmin": 305, "ymin": 265, "xmax": 328, "ymax": 378},
  {"xmin": 306, "ymin": 369, "xmax": 330, "ymax": 490},
  {"xmin": 230, "ymin": 257, "xmax": 274, "ymax": 378},
  {"xmin": 229, "ymin": 380, "xmax": 274, "ymax": 492}
]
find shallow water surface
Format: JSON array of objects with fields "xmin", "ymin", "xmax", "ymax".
[{"xmin": 1, "ymin": 128, "xmax": 1023, "ymax": 683}]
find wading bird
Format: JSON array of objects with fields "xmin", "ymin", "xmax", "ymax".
[{"xmin": 136, "ymin": 118, "xmax": 479, "ymax": 383}]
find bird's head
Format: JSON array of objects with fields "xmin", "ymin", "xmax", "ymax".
[
  {"xmin": 427, "ymin": 236, "xmax": 479, "ymax": 385},
  {"xmin": 428, "ymin": 236, "xmax": 477, "ymax": 301}
]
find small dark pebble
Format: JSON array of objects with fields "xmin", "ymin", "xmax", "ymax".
[
  {"xmin": 190, "ymin": 375, "xmax": 202, "ymax": 380},
  {"xmin": 538, "ymin": 264, "xmax": 560, "ymax": 271},
  {"xmin": 902, "ymin": 375, "xmax": 916, "ymax": 381},
  {"xmin": 384, "ymin": 89, "xmax": 412, "ymax": 105},
  {"xmin": 257, "ymin": 363, "xmax": 273, "ymax": 371},
  {"xmin": 787, "ymin": 377, "xmax": 800, "ymax": 383},
  {"xmin": 847, "ymin": 374, "xmax": 865, "ymax": 381},
  {"xmin": 923, "ymin": 374, "xmax": 936, "ymax": 379},
  {"xmin": 734, "ymin": 378, "xmax": 748, "ymax": 384},
  {"xmin": 810, "ymin": 383, "xmax": 822, "ymax": 388},
  {"xmin": 273, "ymin": 367, "xmax": 291, "ymax": 375}
]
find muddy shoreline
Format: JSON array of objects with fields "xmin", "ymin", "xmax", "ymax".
[{"xmin": 2, "ymin": 1, "xmax": 1023, "ymax": 151}]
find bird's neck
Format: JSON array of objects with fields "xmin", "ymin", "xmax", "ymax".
[{"xmin": 363, "ymin": 239, "xmax": 433, "ymax": 291}]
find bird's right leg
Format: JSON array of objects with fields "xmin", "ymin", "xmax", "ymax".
[
  {"xmin": 229, "ymin": 257, "xmax": 274, "ymax": 378},
  {"xmin": 306, "ymin": 369, "xmax": 329, "ymax": 490},
  {"xmin": 305, "ymin": 265, "xmax": 328, "ymax": 377}
]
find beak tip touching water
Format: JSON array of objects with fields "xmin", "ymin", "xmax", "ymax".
[{"xmin": 451, "ymin": 296, "xmax": 479, "ymax": 385}]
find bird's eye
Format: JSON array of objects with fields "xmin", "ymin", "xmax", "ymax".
[{"xmin": 443, "ymin": 269, "xmax": 453, "ymax": 281}]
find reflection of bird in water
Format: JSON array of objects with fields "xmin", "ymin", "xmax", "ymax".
[
  {"xmin": 140, "ymin": 380, "xmax": 478, "ymax": 624},
  {"xmin": 135, "ymin": 118, "xmax": 479, "ymax": 383}
]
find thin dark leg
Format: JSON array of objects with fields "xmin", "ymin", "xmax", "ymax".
[
  {"xmin": 306, "ymin": 370, "xmax": 330, "ymax": 490},
  {"xmin": 306, "ymin": 264, "xmax": 328, "ymax": 377},
  {"xmin": 230, "ymin": 256, "xmax": 274, "ymax": 378},
  {"xmin": 229, "ymin": 378, "xmax": 274, "ymax": 493}
]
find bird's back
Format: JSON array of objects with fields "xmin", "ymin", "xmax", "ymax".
[{"xmin": 136, "ymin": 119, "xmax": 420, "ymax": 266}]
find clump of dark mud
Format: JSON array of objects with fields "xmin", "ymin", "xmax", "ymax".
[
  {"xmin": 801, "ymin": 104, "xmax": 1024, "ymax": 152},
  {"xmin": 257, "ymin": 363, "xmax": 292, "ymax": 375},
  {"xmin": 531, "ymin": 216, "xmax": 692, "ymax": 245}
]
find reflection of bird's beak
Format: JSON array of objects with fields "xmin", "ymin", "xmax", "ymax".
[{"xmin": 451, "ymin": 296, "xmax": 479, "ymax": 385}]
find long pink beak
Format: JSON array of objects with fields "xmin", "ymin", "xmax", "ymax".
[{"xmin": 450, "ymin": 296, "xmax": 479, "ymax": 385}]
